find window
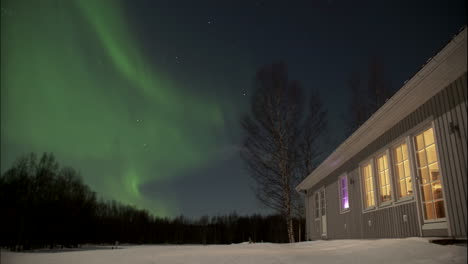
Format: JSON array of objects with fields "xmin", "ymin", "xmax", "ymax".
[
  {"xmin": 314, "ymin": 192, "xmax": 320, "ymax": 219},
  {"xmin": 339, "ymin": 174, "xmax": 350, "ymax": 212},
  {"xmin": 376, "ymin": 152, "xmax": 392, "ymax": 203},
  {"xmin": 320, "ymin": 190, "xmax": 326, "ymax": 216},
  {"xmin": 414, "ymin": 127, "xmax": 445, "ymax": 221},
  {"xmin": 361, "ymin": 162, "xmax": 375, "ymax": 209},
  {"xmin": 393, "ymin": 142, "xmax": 413, "ymax": 198}
]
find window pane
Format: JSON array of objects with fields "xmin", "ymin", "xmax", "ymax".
[
  {"xmin": 424, "ymin": 202, "xmax": 436, "ymax": 220},
  {"xmin": 434, "ymin": 200, "xmax": 445, "ymax": 218},
  {"xmin": 394, "ymin": 147, "xmax": 402, "ymax": 163},
  {"xmin": 416, "ymin": 150, "xmax": 427, "ymax": 167},
  {"xmin": 379, "ymin": 171, "xmax": 385, "ymax": 185},
  {"xmin": 424, "ymin": 128, "xmax": 435, "ymax": 146},
  {"xmin": 429, "ymin": 163, "xmax": 440, "ymax": 181},
  {"xmin": 421, "ymin": 184, "xmax": 432, "ymax": 201},
  {"xmin": 426, "ymin": 145, "xmax": 437, "ymax": 164},
  {"xmin": 342, "ymin": 197, "xmax": 349, "ymax": 209},
  {"xmin": 396, "ymin": 163, "xmax": 404, "ymax": 179},
  {"xmin": 419, "ymin": 167, "xmax": 430, "ymax": 184},
  {"xmin": 415, "ymin": 134, "xmax": 425, "ymax": 150},
  {"xmin": 402, "ymin": 143, "xmax": 408, "ymax": 160},
  {"xmin": 403, "ymin": 160, "xmax": 411, "ymax": 177},
  {"xmin": 381, "ymin": 187, "xmax": 391, "ymax": 202},
  {"xmin": 399, "ymin": 180, "xmax": 407, "ymax": 197},
  {"xmin": 383, "ymin": 155, "xmax": 388, "ymax": 169},
  {"xmin": 432, "ymin": 181, "xmax": 443, "ymax": 200},
  {"xmin": 406, "ymin": 177, "xmax": 413, "ymax": 195}
]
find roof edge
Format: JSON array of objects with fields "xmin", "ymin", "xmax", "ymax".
[{"xmin": 297, "ymin": 27, "xmax": 467, "ymax": 192}]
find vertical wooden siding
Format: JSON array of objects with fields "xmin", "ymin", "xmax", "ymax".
[
  {"xmin": 305, "ymin": 72, "xmax": 467, "ymax": 239},
  {"xmin": 432, "ymin": 73, "xmax": 467, "ymax": 238}
]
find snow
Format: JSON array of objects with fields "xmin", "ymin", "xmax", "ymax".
[{"xmin": 2, "ymin": 238, "xmax": 466, "ymax": 264}]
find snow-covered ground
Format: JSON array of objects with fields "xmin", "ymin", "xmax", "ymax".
[{"xmin": 2, "ymin": 238, "xmax": 466, "ymax": 264}]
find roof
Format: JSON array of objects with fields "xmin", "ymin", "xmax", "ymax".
[{"xmin": 296, "ymin": 27, "xmax": 467, "ymax": 192}]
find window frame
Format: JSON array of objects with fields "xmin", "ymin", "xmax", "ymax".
[
  {"xmin": 338, "ymin": 173, "xmax": 350, "ymax": 213},
  {"xmin": 314, "ymin": 191, "xmax": 320, "ymax": 220},
  {"xmin": 374, "ymin": 149, "xmax": 395, "ymax": 206},
  {"xmin": 411, "ymin": 125, "xmax": 448, "ymax": 224},
  {"xmin": 360, "ymin": 159, "xmax": 377, "ymax": 212},
  {"xmin": 391, "ymin": 137, "xmax": 416, "ymax": 203}
]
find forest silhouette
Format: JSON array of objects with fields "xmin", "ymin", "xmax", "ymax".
[{"xmin": 0, "ymin": 152, "xmax": 304, "ymax": 250}]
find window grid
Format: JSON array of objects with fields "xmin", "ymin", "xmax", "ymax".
[
  {"xmin": 361, "ymin": 163, "xmax": 375, "ymax": 209},
  {"xmin": 393, "ymin": 142, "xmax": 413, "ymax": 198},
  {"xmin": 320, "ymin": 190, "xmax": 326, "ymax": 216},
  {"xmin": 414, "ymin": 127, "xmax": 445, "ymax": 221},
  {"xmin": 376, "ymin": 153, "xmax": 392, "ymax": 204}
]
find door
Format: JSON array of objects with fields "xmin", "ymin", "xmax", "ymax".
[
  {"xmin": 413, "ymin": 127, "xmax": 447, "ymax": 223},
  {"xmin": 319, "ymin": 187, "xmax": 327, "ymax": 238}
]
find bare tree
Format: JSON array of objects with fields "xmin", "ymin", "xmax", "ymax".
[
  {"xmin": 294, "ymin": 91, "xmax": 327, "ymax": 241},
  {"xmin": 367, "ymin": 57, "xmax": 392, "ymax": 115},
  {"xmin": 346, "ymin": 72, "xmax": 366, "ymax": 135},
  {"xmin": 241, "ymin": 62, "xmax": 327, "ymax": 243},
  {"xmin": 346, "ymin": 58, "xmax": 392, "ymax": 136}
]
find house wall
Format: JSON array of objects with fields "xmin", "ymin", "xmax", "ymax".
[{"xmin": 305, "ymin": 72, "xmax": 467, "ymax": 240}]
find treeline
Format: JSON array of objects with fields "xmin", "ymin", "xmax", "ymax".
[{"xmin": 0, "ymin": 152, "xmax": 304, "ymax": 250}]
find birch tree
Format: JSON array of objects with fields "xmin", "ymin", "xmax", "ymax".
[{"xmin": 241, "ymin": 62, "xmax": 327, "ymax": 243}]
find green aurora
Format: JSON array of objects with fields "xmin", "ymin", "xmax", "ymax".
[{"xmin": 1, "ymin": 0, "xmax": 225, "ymax": 216}]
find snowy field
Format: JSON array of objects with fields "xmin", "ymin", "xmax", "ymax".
[{"xmin": 2, "ymin": 238, "xmax": 466, "ymax": 264}]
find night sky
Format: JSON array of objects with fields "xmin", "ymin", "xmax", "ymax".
[{"xmin": 1, "ymin": 0, "xmax": 466, "ymax": 218}]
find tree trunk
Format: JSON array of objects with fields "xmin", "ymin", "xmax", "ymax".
[
  {"xmin": 286, "ymin": 215, "xmax": 295, "ymax": 243},
  {"xmin": 298, "ymin": 218, "xmax": 301, "ymax": 242}
]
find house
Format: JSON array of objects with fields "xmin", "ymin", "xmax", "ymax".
[{"xmin": 296, "ymin": 27, "xmax": 467, "ymax": 240}]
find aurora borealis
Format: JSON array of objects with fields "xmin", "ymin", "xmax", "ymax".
[
  {"xmin": 1, "ymin": 0, "xmax": 229, "ymax": 216},
  {"xmin": 1, "ymin": 0, "xmax": 465, "ymax": 218}
]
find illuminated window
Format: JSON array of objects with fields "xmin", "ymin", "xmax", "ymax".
[
  {"xmin": 414, "ymin": 127, "xmax": 445, "ymax": 221},
  {"xmin": 393, "ymin": 142, "xmax": 413, "ymax": 198},
  {"xmin": 361, "ymin": 162, "xmax": 375, "ymax": 209},
  {"xmin": 376, "ymin": 153, "xmax": 392, "ymax": 203},
  {"xmin": 339, "ymin": 174, "xmax": 350, "ymax": 212}
]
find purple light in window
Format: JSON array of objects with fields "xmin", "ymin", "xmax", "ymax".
[
  {"xmin": 341, "ymin": 176, "xmax": 349, "ymax": 210},
  {"xmin": 343, "ymin": 197, "xmax": 349, "ymax": 209}
]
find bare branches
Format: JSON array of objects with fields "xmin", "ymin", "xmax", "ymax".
[{"xmin": 241, "ymin": 62, "xmax": 327, "ymax": 243}]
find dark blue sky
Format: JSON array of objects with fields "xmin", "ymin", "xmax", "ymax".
[
  {"xmin": 1, "ymin": 0, "xmax": 465, "ymax": 218},
  {"xmin": 130, "ymin": 0, "xmax": 466, "ymax": 218}
]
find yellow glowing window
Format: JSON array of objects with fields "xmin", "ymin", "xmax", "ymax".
[
  {"xmin": 414, "ymin": 127, "xmax": 445, "ymax": 221},
  {"xmin": 361, "ymin": 162, "xmax": 375, "ymax": 209},
  {"xmin": 376, "ymin": 153, "xmax": 392, "ymax": 203},
  {"xmin": 393, "ymin": 142, "xmax": 413, "ymax": 198}
]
